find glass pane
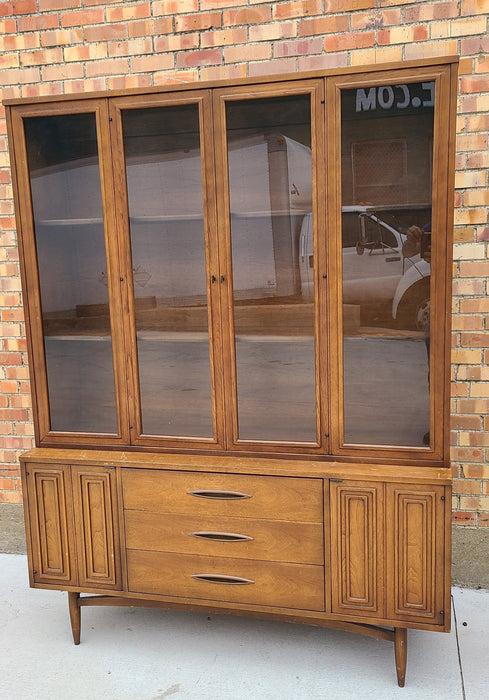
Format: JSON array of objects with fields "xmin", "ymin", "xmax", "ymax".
[
  {"xmin": 340, "ymin": 82, "xmax": 434, "ymax": 447},
  {"xmin": 122, "ymin": 104, "xmax": 213, "ymax": 438},
  {"xmin": 25, "ymin": 113, "xmax": 117, "ymax": 434},
  {"xmin": 226, "ymin": 95, "xmax": 317, "ymax": 443}
]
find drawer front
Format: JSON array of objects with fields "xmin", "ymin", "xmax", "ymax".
[
  {"xmin": 125, "ymin": 511, "xmax": 324, "ymax": 564},
  {"xmin": 122, "ymin": 469, "xmax": 323, "ymax": 522},
  {"xmin": 127, "ymin": 550, "xmax": 325, "ymax": 611}
]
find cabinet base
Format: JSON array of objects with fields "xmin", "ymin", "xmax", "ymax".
[{"xmin": 67, "ymin": 592, "xmax": 408, "ymax": 687}]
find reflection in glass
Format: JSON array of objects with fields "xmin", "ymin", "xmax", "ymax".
[
  {"xmin": 25, "ymin": 113, "xmax": 117, "ymax": 434},
  {"xmin": 226, "ymin": 96, "xmax": 317, "ymax": 443},
  {"xmin": 340, "ymin": 82, "xmax": 434, "ymax": 447},
  {"xmin": 122, "ymin": 105, "xmax": 213, "ymax": 438}
]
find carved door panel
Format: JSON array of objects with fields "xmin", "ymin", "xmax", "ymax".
[
  {"xmin": 386, "ymin": 483, "xmax": 447, "ymax": 626},
  {"xmin": 24, "ymin": 464, "xmax": 77, "ymax": 586},
  {"xmin": 72, "ymin": 466, "xmax": 121, "ymax": 590},
  {"xmin": 330, "ymin": 480, "xmax": 384, "ymax": 617}
]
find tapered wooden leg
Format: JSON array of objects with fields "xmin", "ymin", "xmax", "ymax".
[
  {"xmin": 394, "ymin": 627, "xmax": 407, "ymax": 687},
  {"xmin": 68, "ymin": 592, "xmax": 81, "ymax": 645}
]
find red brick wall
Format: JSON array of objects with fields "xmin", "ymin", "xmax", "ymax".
[{"xmin": 1, "ymin": 1, "xmax": 488, "ymax": 529}]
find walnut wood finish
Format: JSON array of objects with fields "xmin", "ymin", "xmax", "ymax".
[
  {"xmin": 7, "ymin": 61, "xmax": 455, "ymax": 464},
  {"xmin": 122, "ymin": 468, "xmax": 323, "ymax": 522},
  {"xmin": 330, "ymin": 480, "xmax": 384, "ymax": 618},
  {"xmin": 127, "ymin": 550, "xmax": 325, "ymax": 610},
  {"xmin": 23, "ymin": 464, "xmax": 76, "ymax": 587},
  {"xmin": 125, "ymin": 511, "xmax": 324, "ymax": 564},
  {"xmin": 386, "ymin": 483, "xmax": 447, "ymax": 625},
  {"xmin": 21, "ymin": 445, "xmax": 451, "ymax": 659},
  {"xmin": 8, "ymin": 100, "xmax": 130, "ymax": 447},
  {"xmin": 22, "ymin": 453, "xmax": 446, "ymax": 686},
  {"xmin": 395, "ymin": 627, "xmax": 408, "ymax": 687},
  {"xmin": 68, "ymin": 592, "xmax": 81, "ymax": 646},
  {"xmin": 212, "ymin": 78, "xmax": 327, "ymax": 454},
  {"xmin": 9, "ymin": 58, "xmax": 457, "ymax": 688},
  {"xmin": 325, "ymin": 64, "xmax": 454, "ymax": 464},
  {"xmin": 72, "ymin": 466, "xmax": 121, "ymax": 590}
]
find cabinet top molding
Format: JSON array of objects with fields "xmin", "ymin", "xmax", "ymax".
[
  {"xmin": 20, "ymin": 448, "xmax": 452, "ymax": 484},
  {"xmin": 3, "ymin": 56, "xmax": 459, "ymax": 107}
]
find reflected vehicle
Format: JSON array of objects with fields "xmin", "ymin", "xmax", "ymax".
[{"xmin": 299, "ymin": 205, "xmax": 431, "ymax": 329}]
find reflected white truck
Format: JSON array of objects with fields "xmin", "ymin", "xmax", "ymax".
[
  {"xmin": 299, "ymin": 206, "xmax": 431, "ymax": 329},
  {"xmin": 31, "ymin": 129, "xmax": 430, "ymax": 330}
]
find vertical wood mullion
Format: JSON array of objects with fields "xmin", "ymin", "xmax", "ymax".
[
  {"xmin": 212, "ymin": 89, "xmax": 238, "ymax": 450},
  {"xmin": 199, "ymin": 90, "xmax": 227, "ymax": 449},
  {"xmin": 97, "ymin": 99, "xmax": 131, "ymax": 444},
  {"xmin": 430, "ymin": 67, "xmax": 455, "ymax": 463},
  {"xmin": 325, "ymin": 76, "xmax": 344, "ymax": 455},
  {"xmin": 312, "ymin": 80, "xmax": 328, "ymax": 452},
  {"xmin": 107, "ymin": 99, "xmax": 141, "ymax": 445}
]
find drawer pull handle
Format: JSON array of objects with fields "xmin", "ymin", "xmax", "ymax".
[
  {"xmin": 187, "ymin": 489, "xmax": 251, "ymax": 500},
  {"xmin": 189, "ymin": 531, "xmax": 253, "ymax": 542},
  {"xmin": 191, "ymin": 574, "xmax": 254, "ymax": 585}
]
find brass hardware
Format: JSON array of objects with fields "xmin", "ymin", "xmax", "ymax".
[
  {"xmin": 187, "ymin": 489, "xmax": 251, "ymax": 500},
  {"xmin": 189, "ymin": 531, "xmax": 253, "ymax": 542},
  {"xmin": 191, "ymin": 574, "xmax": 254, "ymax": 585}
]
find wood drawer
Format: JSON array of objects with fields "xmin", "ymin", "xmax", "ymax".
[
  {"xmin": 122, "ymin": 469, "xmax": 323, "ymax": 522},
  {"xmin": 125, "ymin": 511, "xmax": 324, "ymax": 564},
  {"xmin": 127, "ymin": 550, "xmax": 325, "ymax": 611}
]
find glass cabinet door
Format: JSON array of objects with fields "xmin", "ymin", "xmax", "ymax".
[
  {"xmin": 329, "ymin": 71, "xmax": 450, "ymax": 457},
  {"xmin": 9, "ymin": 66, "xmax": 452, "ymax": 457},
  {"xmin": 114, "ymin": 95, "xmax": 220, "ymax": 443},
  {"xmin": 214, "ymin": 83, "xmax": 325, "ymax": 449},
  {"xmin": 20, "ymin": 107, "xmax": 122, "ymax": 438}
]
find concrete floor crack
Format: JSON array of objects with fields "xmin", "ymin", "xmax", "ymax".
[{"xmin": 452, "ymin": 594, "xmax": 467, "ymax": 700}]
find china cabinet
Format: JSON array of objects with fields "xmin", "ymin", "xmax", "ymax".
[{"xmin": 6, "ymin": 56, "xmax": 457, "ymax": 686}]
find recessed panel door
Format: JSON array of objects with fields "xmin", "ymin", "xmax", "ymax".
[
  {"xmin": 24, "ymin": 464, "xmax": 77, "ymax": 586},
  {"xmin": 386, "ymin": 483, "xmax": 447, "ymax": 626},
  {"xmin": 330, "ymin": 479, "xmax": 384, "ymax": 617},
  {"xmin": 72, "ymin": 466, "xmax": 121, "ymax": 590}
]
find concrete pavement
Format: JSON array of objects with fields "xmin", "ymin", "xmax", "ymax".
[{"xmin": 1, "ymin": 553, "xmax": 488, "ymax": 699}]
